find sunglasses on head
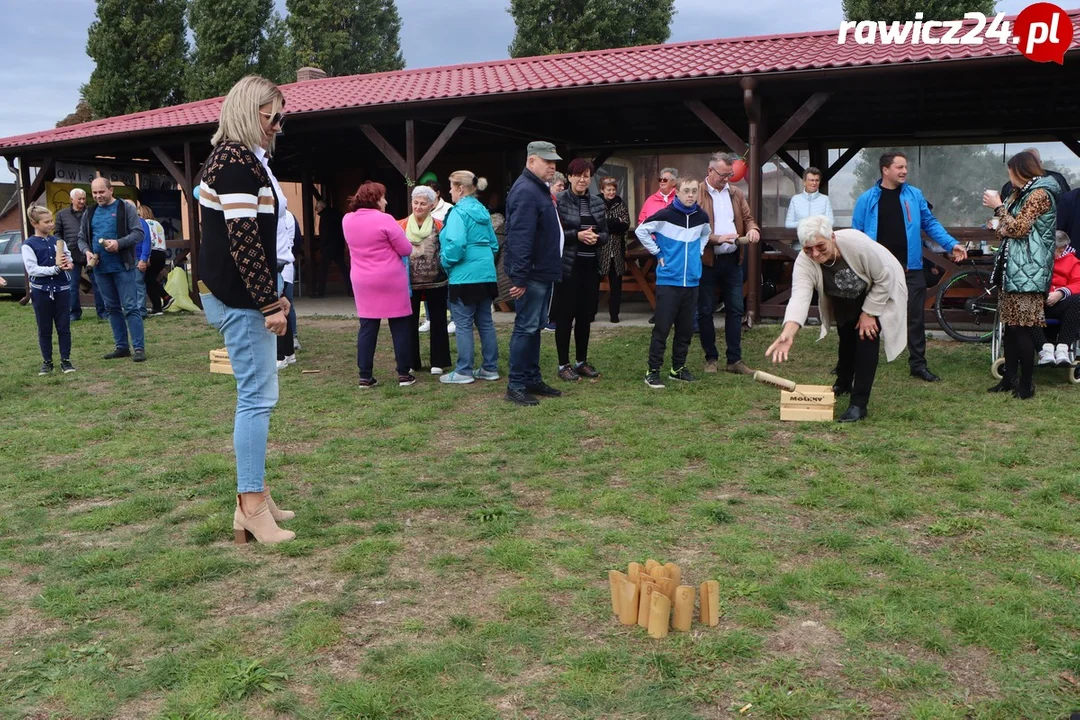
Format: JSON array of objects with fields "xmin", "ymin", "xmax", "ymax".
[{"xmin": 260, "ymin": 111, "xmax": 286, "ymax": 128}]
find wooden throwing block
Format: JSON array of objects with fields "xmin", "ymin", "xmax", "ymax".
[
  {"xmin": 637, "ymin": 582, "xmax": 659, "ymax": 628},
  {"xmin": 663, "ymin": 563, "xmax": 682, "ymax": 586},
  {"xmin": 673, "ymin": 586, "xmax": 695, "ymax": 631},
  {"xmin": 779, "ymin": 384, "xmax": 834, "ymax": 422},
  {"xmin": 209, "ymin": 348, "xmax": 233, "ymax": 375},
  {"xmin": 647, "ymin": 591, "xmax": 672, "ymax": 639},
  {"xmin": 699, "ymin": 580, "xmax": 720, "ymax": 626},
  {"xmin": 609, "ymin": 571, "xmax": 627, "ymax": 616},
  {"xmin": 618, "ymin": 579, "xmax": 640, "ymax": 625}
]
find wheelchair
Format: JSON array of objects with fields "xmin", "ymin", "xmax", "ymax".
[{"xmin": 990, "ymin": 315, "xmax": 1080, "ymax": 384}]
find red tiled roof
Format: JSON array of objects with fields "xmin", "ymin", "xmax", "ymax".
[{"xmin": 2, "ymin": 9, "xmax": 1078, "ymax": 152}]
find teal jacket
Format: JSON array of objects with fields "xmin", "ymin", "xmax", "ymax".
[
  {"xmin": 439, "ymin": 195, "xmax": 499, "ymax": 285},
  {"xmin": 993, "ymin": 175, "xmax": 1060, "ymax": 294}
]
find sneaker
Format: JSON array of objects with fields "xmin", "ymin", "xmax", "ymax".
[
  {"xmin": 1038, "ymin": 343, "xmax": 1055, "ymax": 366},
  {"xmin": 704, "ymin": 360, "xmax": 719, "ymax": 374},
  {"xmin": 475, "ymin": 369, "xmax": 500, "ymax": 381},
  {"xmin": 284, "ymin": 354, "xmax": 296, "ymax": 366},
  {"xmin": 670, "ymin": 366, "xmax": 697, "ymax": 382},
  {"xmin": 505, "ymin": 388, "xmax": 540, "ymax": 406},
  {"xmin": 132, "ymin": 349, "xmax": 147, "ymax": 363},
  {"xmin": 162, "ymin": 297, "xmax": 175, "ymax": 311},
  {"xmin": 558, "ymin": 364, "xmax": 581, "ymax": 382},
  {"xmin": 447, "ymin": 321, "xmax": 456, "ymax": 334},
  {"xmin": 358, "ymin": 376, "xmax": 378, "ymax": 389},
  {"xmin": 440, "ymin": 371, "xmax": 475, "ymax": 384},
  {"xmin": 1054, "ymin": 343, "xmax": 1071, "ymax": 366},
  {"xmin": 418, "ymin": 321, "xmax": 430, "ymax": 333},
  {"xmin": 398, "ymin": 373, "xmax": 417, "ymax": 387},
  {"xmin": 645, "ymin": 370, "xmax": 665, "ymax": 389},
  {"xmin": 103, "ymin": 347, "xmax": 131, "ymax": 360},
  {"xmin": 293, "ymin": 336, "xmax": 302, "ymax": 351},
  {"xmin": 575, "ymin": 361, "xmax": 600, "ymax": 379},
  {"xmin": 725, "ymin": 360, "xmax": 754, "ymax": 375},
  {"xmin": 60, "ymin": 359, "xmax": 76, "ymax": 374},
  {"xmin": 276, "ymin": 358, "xmax": 290, "ymax": 371},
  {"xmin": 38, "ymin": 361, "xmax": 54, "ymax": 376},
  {"xmin": 148, "ymin": 310, "xmax": 164, "ymax": 317},
  {"xmin": 526, "ymin": 381, "xmax": 562, "ymax": 397},
  {"xmin": 430, "ymin": 366, "xmax": 444, "ymax": 375},
  {"xmin": 543, "ymin": 322, "xmax": 556, "ymax": 333}
]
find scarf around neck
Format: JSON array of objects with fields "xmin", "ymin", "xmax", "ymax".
[
  {"xmin": 406, "ymin": 213, "xmax": 434, "ymax": 245},
  {"xmin": 672, "ymin": 196, "xmax": 698, "ymax": 214}
]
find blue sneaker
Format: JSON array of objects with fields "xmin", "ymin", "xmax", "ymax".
[{"xmin": 439, "ymin": 371, "xmax": 475, "ymax": 384}]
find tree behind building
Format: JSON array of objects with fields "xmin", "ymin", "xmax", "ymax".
[
  {"xmin": 507, "ymin": 0, "xmax": 676, "ymax": 57},
  {"xmin": 286, "ymin": 0, "xmax": 405, "ymax": 77}
]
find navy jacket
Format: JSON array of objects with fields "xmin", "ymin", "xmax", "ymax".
[
  {"xmin": 503, "ymin": 169, "xmax": 562, "ymax": 286},
  {"xmin": 1058, "ymin": 188, "xmax": 1080, "ymax": 252}
]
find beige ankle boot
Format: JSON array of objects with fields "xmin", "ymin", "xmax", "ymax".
[
  {"xmin": 263, "ymin": 489, "xmax": 295, "ymax": 521},
  {"xmin": 234, "ymin": 495, "xmax": 296, "ymax": 544}
]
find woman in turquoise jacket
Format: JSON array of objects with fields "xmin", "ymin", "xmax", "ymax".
[
  {"xmin": 984, "ymin": 151, "xmax": 1061, "ymax": 399},
  {"xmin": 439, "ymin": 171, "xmax": 501, "ymax": 384}
]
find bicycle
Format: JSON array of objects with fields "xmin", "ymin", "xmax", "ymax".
[{"xmin": 933, "ymin": 257, "xmax": 999, "ymax": 343}]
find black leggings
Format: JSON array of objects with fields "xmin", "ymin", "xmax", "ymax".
[
  {"xmin": 357, "ymin": 316, "xmax": 411, "ymax": 379},
  {"xmin": 1038, "ymin": 295, "xmax": 1080, "ymax": 347},
  {"xmin": 552, "ymin": 255, "xmax": 600, "ymax": 366},
  {"xmin": 145, "ymin": 249, "xmax": 167, "ymax": 312},
  {"xmin": 1002, "ymin": 325, "xmax": 1036, "ymax": 388}
]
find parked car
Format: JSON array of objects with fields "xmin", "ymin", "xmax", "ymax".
[{"xmin": 0, "ymin": 230, "xmax": 26, "ymax": 295}]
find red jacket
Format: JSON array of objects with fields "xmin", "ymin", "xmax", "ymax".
[
  {"xmin": 637, "ymin": 189, "xmax": 676, "ymax": 225},
  {"xmin": 1051, "ymin": 248, "xmax": 1080, "ymax": 297}
]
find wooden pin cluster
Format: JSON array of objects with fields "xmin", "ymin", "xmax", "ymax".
[{"xmin": 608, "ymin": 560, "xmax": 720, "ymax": 639}]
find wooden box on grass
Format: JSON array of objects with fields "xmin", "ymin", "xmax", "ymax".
[
  {"xmin": 779, "ymin": 385, "xmax": 834, "ymax": 422},
  {"xmin": 209, "ymin": 348, "xmax": 233, "ymax": 375}
]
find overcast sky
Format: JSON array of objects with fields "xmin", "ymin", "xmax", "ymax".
[{"xmin": 0, "ymin": 0, "xmax": 1038, "ymax": 182}]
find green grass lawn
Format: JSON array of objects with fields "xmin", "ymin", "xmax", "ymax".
[{"xmin": 1, "ymin": 298, "xmax": 1079, "ymax": 720}]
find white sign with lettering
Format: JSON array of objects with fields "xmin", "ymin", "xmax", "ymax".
[{"xmin": 54, "ymin": 162, "xmax": 136, "ymax": 186}]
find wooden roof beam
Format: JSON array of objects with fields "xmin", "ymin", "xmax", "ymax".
[
  {"xmin": 416, "ymin": 116, "xmax": 466, "ymax": 178},
  {"xmin": 762, "ymin": 92, "xmax": 831, "ymax": 160},
  {"xmin": 684, "ymin": 100, "xmax": 747, "ymax": 156}
]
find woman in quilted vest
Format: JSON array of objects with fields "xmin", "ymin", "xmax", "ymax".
[
  {"xmin": 983, "ymin": 150, "xmax": 1062, "ymax": 399},
  {"xmin": 399, "ymin": 185, "xmax": 451, "ymax": 375},
  {"xmin": 440, "ymin": 170, "xmax": 501, "ymax": 385}
]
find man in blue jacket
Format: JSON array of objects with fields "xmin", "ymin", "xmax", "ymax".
[
  {"xmin": 852, "ymin": 152, "xmax": 966, "ymax": 382},
  {"xmin": 503, "ymin": 141, "xmax": 565, "ymax": 406}
]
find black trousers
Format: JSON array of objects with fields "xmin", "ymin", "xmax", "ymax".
[
  {"xmin": 905, "ymin": 269, "xmax": 928, "ymax": 371},
  {"xmin": 1041, "ymin": 295, "xmax": 1080, "ymax": 346},
  {"xmin": 31, "ymin": 287, "xmax": 72, "ymax": 362},
  {"xmin": 1002, "ymin": 325, "xmax": 1036, "ymax": 388},
  {"xmin": 146, "ymin": 249, "xmax": 167, "ymax": 312},
  {"xmin": 607, "ymin": 269, "xmax": 622, "ymax": 320},
  {"xmin": 317, "ymin": 248, "xmax": 352, "ymax": 296},
  {"xmin": 357, "ymin": 316, "xmax": 411, "ymax": 378},
  {"xmin": 410, "ymin": 285, "xmax": 452, "ymax": 370},
  {"xmin": 835, "ymin": 316, "xmax": 880, "ymax": 408},
  {"xmin": 552, "ymin": 255, "xmax": 600, "ymax": 366},
  {"xmin": 277, "ymin": 281, "xmax": 295, "ymax": 361},
  {"xmin": 648, "ymin": 285, "xmax": 697, "ymax": 371}
]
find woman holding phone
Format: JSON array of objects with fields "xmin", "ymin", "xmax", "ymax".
[{"xmin": 553, "ymin": 159, "xmax": 609, "ymax": 381}]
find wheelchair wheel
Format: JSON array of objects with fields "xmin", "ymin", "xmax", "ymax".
[
  {"xmin": 991, "ymin": 358, "xmax": 1006, "ymax": 380},
  {"xmin": 1069, "ymin": 365, "xmax": 1080, "ymax": 385},
  {"xmin": 935, "ymin": 269, "xmax": 997, "ymax": 343}
]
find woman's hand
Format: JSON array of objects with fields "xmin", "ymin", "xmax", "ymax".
[
  {"xmin": 579, "ymin": 228, "xmax": 598, "ymax": 245},
  {"xmin": 265, "ymin": 310, "xmax": 287, "ymax": 336},
  {"xmin": 1048, "ymin": 290, "xmax": 1065, "ymax": 306},
  {"xmin": 766, "ymin": 328, "xmax": 796, "ymax": 363},
  {"xmin": 857, "ymin": 312, "xmax": 879, "ymax": 340},
  {"xmin": 982, "ymin": 190, "xmax": 1002, "ymax": 209}
]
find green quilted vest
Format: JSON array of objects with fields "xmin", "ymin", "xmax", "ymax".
[{"xmin": 999, "ymin": 175, "xmax": 1060, "ymax": 294}]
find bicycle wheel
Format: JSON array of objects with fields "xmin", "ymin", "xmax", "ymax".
[{"xmin": 935, "ymin": 269, "xmax": 997, "ymax": 343}]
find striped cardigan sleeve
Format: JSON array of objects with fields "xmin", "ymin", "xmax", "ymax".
[{"xmin": 200, "ymin": 151, "xmax": 280, "ymax": 314}]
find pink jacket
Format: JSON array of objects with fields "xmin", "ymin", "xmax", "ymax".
[
  {"xmin": 637, "ymin": 189, "xmax": 676, "ymax": 225},
  {"xmin": 343, "ymin": 208, "xmax": 413, "ymax": 319}
]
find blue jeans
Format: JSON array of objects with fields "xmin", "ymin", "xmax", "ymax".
[
  {"xmin": 201, "ymin": 291, "xmax": 279, "ymax": 494},
  {"xmin": 697, "ymin": 256, "xmax": 744, "ymax": 364},
  {"xmin": 508, "ymin": 279, "xmax": 552, "ymax": 391},
  {"xmin": 89, "ymin": 268, "xmax": 107, "ymax": 318},
  {"xmin": 135, "ymin": 265, "xmax": 148, "ymax": 318},
  {"xmin": 449, "ymin": 297, "xmax": 498, "ymax": 376},
  {"xmin": 95, "ymin": 269, "xmax": 145, "ymax": 351}
]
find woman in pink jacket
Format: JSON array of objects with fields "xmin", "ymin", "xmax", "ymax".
[{"xmin": 343, "ymin": 181, "xmax": 416, "ymax": 388}]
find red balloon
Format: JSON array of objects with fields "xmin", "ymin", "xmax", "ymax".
[{"xmin": 730, "ymin": 159, "xmax": 747, "ymax": 183}]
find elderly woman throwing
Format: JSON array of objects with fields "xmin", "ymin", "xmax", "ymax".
[
  {"xmin": 399, "ymin": 185, "xmax": 451, "ymax": 375},
  {"xmin": 983, "ymin": 150, "xmax": 1061, "ymax": 398},
  {"xmin": 766, "ymin": 216, "xmax": 908, "ymax": 423}
]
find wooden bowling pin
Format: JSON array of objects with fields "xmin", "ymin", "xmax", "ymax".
[
  {"xmin": 673, "ymin": 585, "xmax": 694, "ymax": 631},
  {"xmin": 647, "ymin": 591, "xmax": 671, "ymax": 639},
  {"xmin": 618, "ymin": 578, "xmax": 640, "ymax": 625},
  {"xmin": 609, "ymin": 570, "xmax": 627, "ymax": 615}
]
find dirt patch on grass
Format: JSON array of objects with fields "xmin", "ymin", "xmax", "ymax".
[
  {"xmin": 111, "ymin": 696, "xmax": 164, "ymax": 720},
  {"xmin": 764, "ymin": 608, "xmax": 845, "ymax": 661},
  {"xmin": 0, "ymin": 575, "xmax": 65, "ymax": 663},
  {"xmin": 64, "ymin": 498, "xmax": 121, "ymax": 513}
]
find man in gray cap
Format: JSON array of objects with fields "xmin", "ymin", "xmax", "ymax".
[{"xmin": 503, "ymin": 141, "xmax": 565, "ymax": 406}]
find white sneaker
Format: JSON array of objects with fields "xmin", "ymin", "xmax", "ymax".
[
  {"xmin": 439, "ymin": 370, "xmax": 475, "ymax": 384},
  {"xmin": 1037, "ymin": 343, "xmax": 1055, "ymax": 366},
  {"xmin": 293, "ymin": 336, "xmax": 301, "ymax": 351},
  {"xmin": 418, "ymin": 321, "xmax": 430, "ymax": 333},
  {"xmin": 276, "ymin": 358, "xmax": 290, "ymax": 371},
  {"xmin": 284, "ymin": 354, "xmax": 296, "ymax": 366},
  {"xmin": 430, "ymin": 366, "xmax": 443, "ymax": 375},
  {"xmin": 1054, "ymin": 343, "xmax": 1072, "ymax": 366},
  {"xmin": 447, "ymin": 321, "xmax": 456, "ymax": 334}
]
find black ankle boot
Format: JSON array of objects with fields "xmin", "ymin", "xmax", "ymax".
[
  {"xmin": 1012, "ymin": 381, "xmax": 1035, "ymax": 399},
  {"xmin": 987, "ymin": 377, "xmax": 1015, "ymax": 393}
]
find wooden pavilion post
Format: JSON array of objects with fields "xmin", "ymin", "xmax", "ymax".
[
  {"xmin": 741, "ymin": 78, "xmax": 763, "ymax": 324},
  {"xmin": 302, "ymin": 171, "xmax": 316, "ymax": 294},
  {"xmin": 183, "ymin": 142, "xmax": 201, "ymax": 305}
]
